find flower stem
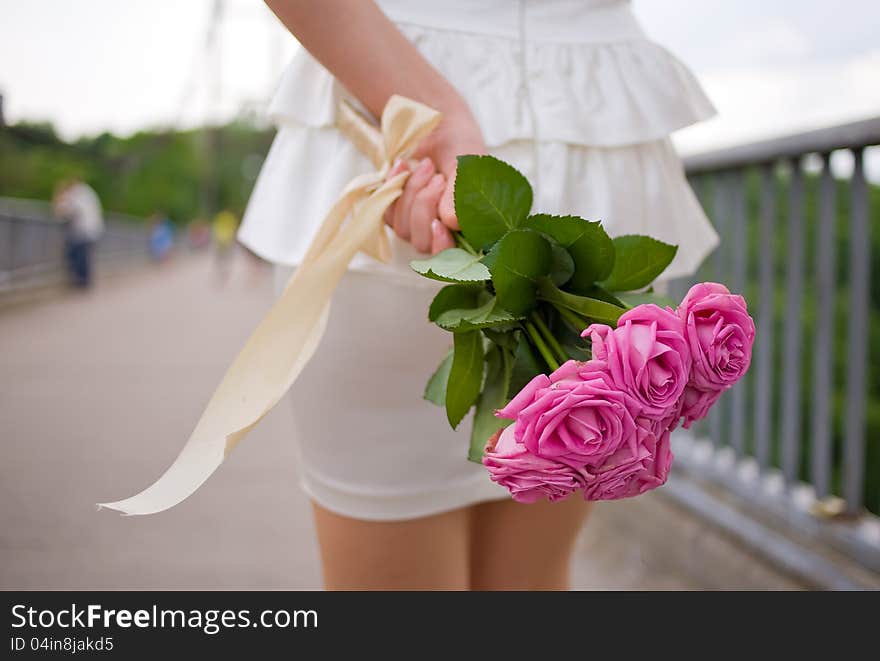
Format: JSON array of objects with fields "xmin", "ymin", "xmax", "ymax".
[
  {"xmin": 530, "ymin": 311, "xmax": 567, "ymax": 364},
  {"xmin": 524, "ymin": 320, "xmax": 560, "ymax": 372},
  {"xmin": 554, "ymin": 304, "xmax": 590, "ymax": 333},
  {"xmin": 454, "ymin": 232, "xmax": 478, "ymax": 256}
]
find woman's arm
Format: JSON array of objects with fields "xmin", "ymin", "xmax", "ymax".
[
  {"xmin": 265, "ymin": 0, "xmax": 486, "ymax": 250},
  {"xmin": 265, "ymin": 0, "xmax": 465, "ymax": 120}
]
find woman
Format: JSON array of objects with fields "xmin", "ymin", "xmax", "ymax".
[{"xmin": 238, "ymin": 0, "xmax": 718, "ymax": 589}]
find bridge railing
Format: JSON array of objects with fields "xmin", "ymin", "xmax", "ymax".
[
  {"xmin": 671, "ymin": 116, "xmax": 879, "ymax": 569},
  {"xmin": 0, "ymin": 198, "xmax": 150, "ymax": 292}
]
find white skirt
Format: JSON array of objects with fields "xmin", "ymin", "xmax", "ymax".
[{"xmin": 241, "ymin": 0, "xmax": 720, "ymax": 520}]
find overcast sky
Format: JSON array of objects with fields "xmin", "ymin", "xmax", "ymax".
[{"xmin": 1, "ymin": 0, "xmax": 878, "ymax": 157}]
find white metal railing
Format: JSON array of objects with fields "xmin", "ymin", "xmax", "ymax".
[{"xmin": 672, "ymin": 116, "xmax": 879, "ymax": 571}]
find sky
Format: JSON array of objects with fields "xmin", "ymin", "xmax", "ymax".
[{"xmin": 1, "ymin": 0, "xmax": 879, "ymax": 159}]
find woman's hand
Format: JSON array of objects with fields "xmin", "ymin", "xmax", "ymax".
[{"xmin": 384, "ymin": 105, "xmax": 487, "ymax": 254}]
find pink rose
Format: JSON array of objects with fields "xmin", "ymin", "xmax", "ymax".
[
  {"xmin": 483, "ymin": 426, "xmax": 587, "ymax": 503},
  {"xmin": 495, "ymin": 360, "xmax": 638, "ymax": 467},
  {"xmin": 581, "ymin": 417, "xmax": 674, "ymax": 501},
  {"xmin": 677, "ymin": 282, "xmax": 755, "ymax": 391},
  {"xmin": 582, "ymin": 304, "xmax": 690, "ymax": 419},
  {"xmin": 677, "ymin": 385, "xmax": 723, "ymax": 429}
]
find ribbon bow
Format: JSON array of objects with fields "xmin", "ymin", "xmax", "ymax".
[{"xmin": 100, "ymin": 95, "xmax": 442, "ymax": 515}]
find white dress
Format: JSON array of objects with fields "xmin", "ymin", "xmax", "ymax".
[{"xmin": 238, "ymin": 0, "xmax": 719, "ymax": 521}]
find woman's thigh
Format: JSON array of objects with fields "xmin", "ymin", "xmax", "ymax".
[
  {"xmin": 469, "ymin": 497, "xmax": 592, "ymax": 590},
  {"xmin": 311, "ymin": 502, "xmax": 471, "ymax": 590}
]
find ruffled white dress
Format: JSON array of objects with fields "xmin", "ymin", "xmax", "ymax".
[{"xmin": 238, "ymin": 0, "xmax": 719, "ymax": 521}]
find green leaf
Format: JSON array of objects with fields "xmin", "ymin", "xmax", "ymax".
[
  {"xmin": 547, "ymin": 237, "xmax": 575, "ymax": 287},
  {"xmin": 469, "ymin": 346, "xmax": 514, "ymax": 463},
  {"xmin": 423, "ymin": 350, "xmax": 453, "ymax": 406},
  {"xmin": 411, "ymin": 248, "xmax": 491, "ymax": 283},
  {"xmin": 525, "ymin": 214, "xmax": 615, "ymax": 292},
  {"xmin": 454, "ymin": 155, "xmax": 533, "ymax": 250},
  {"xmin": 479, "ymin": 246, "xmax": 498, "ymax": 270},
  {"xmin": 487, "ymin": 229, "xmax": 552, "ymax": 315},
  {"xmin": 446, "ymin": 331, "xmax": 484, "ymax": 429},
  {"xmin": 435, "ymin": 296, "xmax": 520, "ymax": 332},
  {"xmin": 537, "ymin": 277, "xmax": 625, "ymax": 326},
  {"xmin": 598, "ymin": 235, "xmax": 677, "ymax": 292},
  {"xmin": 428, "ymin": 284, "xmax": 480, "ymax": 322},
  {"xmin": 430, "ymin": 286, "xmax": 521, "ymax": 332},
  {"xmin": 509, "ymin": 331, "xmax": 543, "ymax": 395},
  {"xmin": 578, "ymin": 284, "xmax": 626, "ymax": 308},
  {"xmin": 482, "ymin": 328, "xmax": 519, "ymax": 351}
]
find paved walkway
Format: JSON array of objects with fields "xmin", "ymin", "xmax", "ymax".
[{"xmin": 0, "ymin": 254, "xmax": 799, "ymax": 589}]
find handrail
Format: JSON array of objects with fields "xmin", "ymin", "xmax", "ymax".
[
  {"xmin": 684, "ymin": 115, "xmax": 880, "ymax": 174},
  {"xmin": 0, "ymin": 196, "xmax": 144, "ymax": 226}
]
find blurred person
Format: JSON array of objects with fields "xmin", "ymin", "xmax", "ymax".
[
  {"xmin": 52, "ymin": 177, "xmax": 104, "ymax": 289},
  {"xmin": 186, "ymin": 218, "xmax": 212, "ymax": 251},
  {"xmin": 237, "ymin": 0, "xmax": 718, "ymax": 590},
  {"xmin": 147, "ymin": 212, "xmax": 175, "ymax": 262},
  {"xmin": 212, "ymin": 209, "xmax": 238, "ymax": 282}
]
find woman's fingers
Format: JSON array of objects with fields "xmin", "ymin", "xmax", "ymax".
[
  {"xmin": 392, "ymin": 157, "xmax": 435, "ymax": 241},
  {"xmin": 382, "ymin": 157, "xmax": 453, "ymax": 254},
  {"xmin": 431, "ymin": 219, "xmax": 456, "ymax": 254},
  {"xmin": 383, "ymin": 160, "xmax": 410, "ymax": 228},
  {"xmin": 409, "ymin": 173, "xmax": 446, "ymax": 253},
  {"xmin": 437, "ymin": 169, "xmax": 460, "ymax": 231}
]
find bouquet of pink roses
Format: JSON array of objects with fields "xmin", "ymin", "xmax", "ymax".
[{"xmin": 411, "ymin": 155, "xmax": 755, "ymax": 503}]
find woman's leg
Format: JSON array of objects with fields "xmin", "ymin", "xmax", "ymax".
[
  {"xmin": 469, "ymin": 498, "xmax": 592, "ymax": 590},
  {"xmin": 311, "ymin": 502, "xmax": 471, "ymax": 590}
]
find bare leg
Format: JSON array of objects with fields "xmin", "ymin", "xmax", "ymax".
[
  {"xmin": 311, "ymin": 502, "xmax": 471, "ymax": 590},
  {"xmin": 469, "ymin": 497, "xmax": 592, "ymax": 590}
]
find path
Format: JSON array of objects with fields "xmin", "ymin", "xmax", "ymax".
[{"xmin": 0, "ymin": 254, "xmax": 798, "ymax": 589}]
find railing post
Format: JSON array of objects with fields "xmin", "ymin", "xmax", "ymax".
[
  {"xmin": 11, "ymin": 218, "xmax": 22, "ymax": 271},
  {"xmin": 810, "ymin": 153, "xmax": 837, "ymax": 499},
  {"xmin": 710, "ymin": 173, "xmax": 730, "ymax": 448},
  {"xmin": 781, "ymin": 158, "xmax": 805, "ymax": 486},
  {"xmin": 844, "ymin": 148, "xmax": 869, "ymax": 513},
  {"xmin": 730, "ymin": 168, "xmax": 748, "ymax": 457},
  {"xmin": 753, "ymin": 163, "xmax": 776, "ymax": 471}
]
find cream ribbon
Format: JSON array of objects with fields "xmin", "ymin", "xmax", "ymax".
[{"xmin": 99, "ymin": 95, "xmax": 442, "ymax": 515}]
